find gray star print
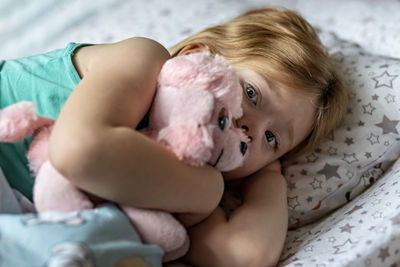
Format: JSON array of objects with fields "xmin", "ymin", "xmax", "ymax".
[
  {"xmin": 342, "ymin": 153, "xmax": 359, "ymax": 164},
  {"xmin": 367, "ymin": 133, "xmax": 380, "ymax": 145},
  {"xmin": 288, "ymin": 196, "xmax": 301, "ymax": 210},
  {"xmin": 390, "ymin": 213, "xmax": 400, "ymax": 225},
  {"xmin": 345, "ymin": 137, "xmax": 354, "ymax": 146},
  {"xmin": 333, "ymin": 238, "xmax": 358, "ymax": 254},
  {"xmin": 317, "ymin": 163, "xmax": 340, "ymax": 180},
  {"xmin": 378, "ymin": 247, "xmax": 390, "ymax": 262},
  {"xmin": 375, "ymin": 115, "xmax": 400, "ymax": 135},
  {"xmin": 385, "ymin": 94, "xmax": 395, "ymax": 103},
  {"xmin": 362, "ymin": 103, "xmax": 376, "ymax": 115},
  {"xmin": 339, "ymin": 223, "xmax": 355, "ymax": 233},
  {"xmin": 372, "ymin": 71, "xmax": 398, "ymax": 88},
  {"xmin": 310, "ymin": 178, "xmax": 323, "ymax": 189}
]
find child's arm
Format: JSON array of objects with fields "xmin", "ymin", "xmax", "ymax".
[
  {"xmin": 184, "ymin": 161, "xmax": 288, "ymax": 267},
  {"xmin": 48, "ymin": 37, "xmax": 224, "ymax": 216}
]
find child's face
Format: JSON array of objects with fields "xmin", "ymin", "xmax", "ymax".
[{"xmin": 223, "ymin": 67, "xmax": 317, "ymax": 180}]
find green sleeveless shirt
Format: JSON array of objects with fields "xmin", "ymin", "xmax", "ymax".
[{"xmin": 0, "ymin": 43, "xmax": 91, "ymax": 200}]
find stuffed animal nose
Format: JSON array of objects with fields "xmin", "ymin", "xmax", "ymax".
[
  {"xmin": 240, "ymin": 141, "xmax": 247, "ymax": 156},
  {"xmin": 241, "ymin": 125, "xmax": 253, "ymax": 142}
]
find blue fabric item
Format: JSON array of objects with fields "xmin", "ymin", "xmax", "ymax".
[
  {"xmin": 0, "ymin": 204, "xmax": 163, "ymax": 267},
  {"xmin": 0, "ymin": 166, "xmax": 163, "ymax": 266}
]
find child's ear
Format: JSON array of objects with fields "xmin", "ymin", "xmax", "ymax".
[{"xmin": 178, "ymin": 43, "xmax": 210, "ymax": 56}]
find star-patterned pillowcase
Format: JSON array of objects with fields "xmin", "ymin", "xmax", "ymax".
[{"xmin": 282, "ymin": 31, "xmax": 400, "ymax": 229}]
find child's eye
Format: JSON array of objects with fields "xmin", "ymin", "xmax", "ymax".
[
  {"xmin": 265, "ymin": 130, "xmax": 278, "ymax": 149},
  {"xmin": 245, "ymin": 83, "xmax": 258, "ymax": 104}
]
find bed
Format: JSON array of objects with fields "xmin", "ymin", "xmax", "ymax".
[{"xmin": 1, "ymin": 0, "xmax": 400, "ymax": 266}]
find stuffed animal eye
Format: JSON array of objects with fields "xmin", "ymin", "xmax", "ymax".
[{"xmin": 218, "ymin": 108, "xmax": 228, "ymax": 131}]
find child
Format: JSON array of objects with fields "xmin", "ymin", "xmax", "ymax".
[{"xmin": 0, "ymin": 7, "xmax": 347, "ymax": 267}]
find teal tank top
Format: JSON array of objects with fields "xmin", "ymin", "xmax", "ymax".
[{"xmin": 0, "ymin": 43, "xmax": 91, "ymax": 200}]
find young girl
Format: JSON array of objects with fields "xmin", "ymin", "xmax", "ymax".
[{"xmin": 0, "ymin": 7, "xmax": 347, "ymax": 267}]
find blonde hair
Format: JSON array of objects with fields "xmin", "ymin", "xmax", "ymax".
[{"xmin": 170, "ymin": 8, "xmax": 348, "ymax": 157}]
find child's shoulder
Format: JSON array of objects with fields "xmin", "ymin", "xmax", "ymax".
[{"xmin": 73, "ymin": 37, "xmax": 170, "ymax": 79}]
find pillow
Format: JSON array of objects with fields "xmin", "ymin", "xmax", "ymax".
[{"xmin": 282, "ymin": 31, "xmax": 400, "ymax": 229}]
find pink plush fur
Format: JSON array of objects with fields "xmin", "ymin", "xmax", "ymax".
[
  {"xmin": 0, "ymin": 101, "xmax": 53, "ymax": 143},
  {"xmin": 0, "ymin": 52, "xmax": 246, "ymax": 262},
  {"xmin": 150, "ymin": 52, "xmax": 247, "ymax": 170}
]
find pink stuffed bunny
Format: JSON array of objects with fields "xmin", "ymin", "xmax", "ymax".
[{"xmin": 0, "ymin": 52, "xmax": 247, "ymax": 262}]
